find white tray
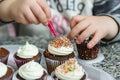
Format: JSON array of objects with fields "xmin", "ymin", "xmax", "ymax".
[{"xmin": 0, "ymin": 45, "xmax": 115, "ymax": 80}]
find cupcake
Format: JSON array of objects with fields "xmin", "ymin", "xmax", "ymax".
[
  {"xmin": 76, "ymin": 38, "xmax": 99, "ymax": 60},
  {"xmin": 0, "ymin": 62, "xmax": 13, "ymax": 80},
  {"xmin": 0, "ymin": 47, "xmax": 9, "ymax": 64},
  {"xmin": 54, "ymin": 58, "xmax": 86, "ymax": 80},
  {"xmin": 14, "ymin": 42, "xmax": 41, "ymax": 68},
  {"xmin": 15, "ymin": 61, "xmax": 47, "ymax": 80},
  {"xmin": 44, "ymin": 37, "xmax": 75, "ymax": 74}
]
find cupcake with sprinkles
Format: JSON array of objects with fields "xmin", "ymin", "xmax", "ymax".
[
  {"xmin": 44, "ymin": 37, "xmax": 75, "ymax": 74},
  {"xmin": 54, "ymin": 58, "xmax": 86, "ymax": 80}
]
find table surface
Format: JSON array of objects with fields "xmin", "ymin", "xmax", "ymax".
[{"xmin": 1, "ymin": 36, "xmax": 120, "ymax": 80}]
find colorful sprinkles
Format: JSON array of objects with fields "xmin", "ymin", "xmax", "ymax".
[
  {"xmin": 63, "ymin": 58, "xmax": 77, "ymax": 73},
  {"xmin": 50, "ymin": 37, "xmax": 73, "ymax": 48}
]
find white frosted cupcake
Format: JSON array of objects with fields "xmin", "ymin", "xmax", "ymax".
[
  {"xmin": 14, "ymin": 61, "xmax": 47, "ymax": 80},
  {"xmin": 0, "ymin": 62, "xmax": 13, "ymax": 80},
  {"xmin": 54, "ymin": 58, "xmax": 86, "ymax": 80},
  {"xmin": 44, "ymin": 37, "xmax": 75, "ymax": 74},
  {"xmin": 14, "ymin": 42, "xmax": 42, "ymax": 68}
]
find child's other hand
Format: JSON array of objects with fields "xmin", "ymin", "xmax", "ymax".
[
  {"xmin": 0, "ymin": 0, "xmax": 51, "ymax": 25},
  {"xmin": 68, "ymin": 16, "xmax": 118, "ymax": 48}
]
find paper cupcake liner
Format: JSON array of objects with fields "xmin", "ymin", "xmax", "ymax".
[
  {"xmin": 0, "ymin": 54, "xmax": 9, "ymax": 64},
  {"xmin": 45, "ymin": 58, "xmax": 71, "ymax": 74},
  {"xmin": 78, "ymin": 50, "xmax": 98, "ymax": 60},
  {"xmin": 76, "ymin": 43, "xmax": 99, "ymax": 60},
  {"xmin": 14, "ymin": 54, "xmax": 42, "ymax": 68}
]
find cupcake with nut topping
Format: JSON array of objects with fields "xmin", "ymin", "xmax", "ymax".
[
  {"xmin": 44, "ymin": 37, "xmax": 75, "ymax": 74},
  {"xmin": 54, "ymin": 58, "xmax": 86, "ymax": 80},
  {"xmin": 14, "ymin": 42, "xmax": 42, "ymax": 68}
]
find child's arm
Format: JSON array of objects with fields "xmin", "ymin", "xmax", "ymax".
[
  {"xmin": 93, "ymin": 0, "xmax": 120, "ymax": 44},
  {"xmin": 68, "ymin": 0, "xmax": 120, "ymax": 48},
  {"xmin": 0, "ymin": 0, "xmax": 51, "ymax": 25}
]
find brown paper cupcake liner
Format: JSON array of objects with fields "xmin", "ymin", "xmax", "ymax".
[{"xmin": 76, "ymin": 43, "xmax": 99, "ymax": 60}]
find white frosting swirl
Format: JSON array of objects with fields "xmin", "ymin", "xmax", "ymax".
[
  {"xmin": 0, "ymin": 62, "xmax": 7, "ymax": 78},
  {"xmin": 17, "ymin": 42, "xmax": 39, "ymax": 58},
  {"xmin": 48, "ymin": 37, "xmax": 73, "ymax": 56},
  {"xmin": 48, "ymin": 45, "xmax": 73, "ymax": 56},
  {"xmin": 55, "ymin": 59, "xmax": 85, "ymax": 80},
  {"xmin": 18, "ymin": 61, "xmax": 44, "ymax": 80}
]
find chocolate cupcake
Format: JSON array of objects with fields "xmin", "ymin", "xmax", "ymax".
[
  {"xmin": 14, "ymin": 42, "xmax": 41, "ymax": 68},
  {"xmin": 53, "ymin": 58, "xmax": 86, "ymax": 80},
  {"xmin": 44, "ymin": 37, "xmax": 75, "ymax": 74},
  {"xmin": 76, "ymin": 38, "xmax": 99, "ymax": 60},
  {"xmin": 0, "ymin": 47, "xmax": 9, "ymax": 64},
  {"xmin": 15, "ymin": 61, "xmax": 47, "ymax": 80},
  {"xmin": 0, "ymin": 62, "xmax": 13, "ymax": 80}
]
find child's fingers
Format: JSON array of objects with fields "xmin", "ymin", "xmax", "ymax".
[
  {"xmin": 70, "ymin": 16, "xmax": 85, "ymax": 29},
  {"xmin": 68, "ymin": 20, "xmax": 89, "ymax": 40},
  {"xmin": 24, "ymin": 7, "xmax": 39, "ymax": 24},
  {"xmin": 16, "ymin": 14, "xmax": 29, "ymax": 24},
  {"xmin": 76, "ymin": 25, "xmax": 96, "ymax": 44},
  {"xmin": 37, "ymin": 0, "xmax": 51, "ymax": 20},
  {"xmin": 13, "ymin": 9, "xmax": 29, "ymax": 24},
  {"xmin": 87, "ymin": 32, "xmax": 102, "ymax": 49},
  {"xmin": 30, "ymin": 4, "xmax": 47, "ymax": 24}
]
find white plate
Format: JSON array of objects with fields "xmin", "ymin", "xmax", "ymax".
[{"xmin": 0, "ymin": 45, "xmax": 115, "ymax": 80}]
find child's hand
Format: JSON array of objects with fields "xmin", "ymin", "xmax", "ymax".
[
  {"xmin": 68, "ymin": 16, "xmax": 118, "ymax": 48},
  {"xmin": 0, "ymin": 0, "xmax": 51, "ymax": 25}
]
